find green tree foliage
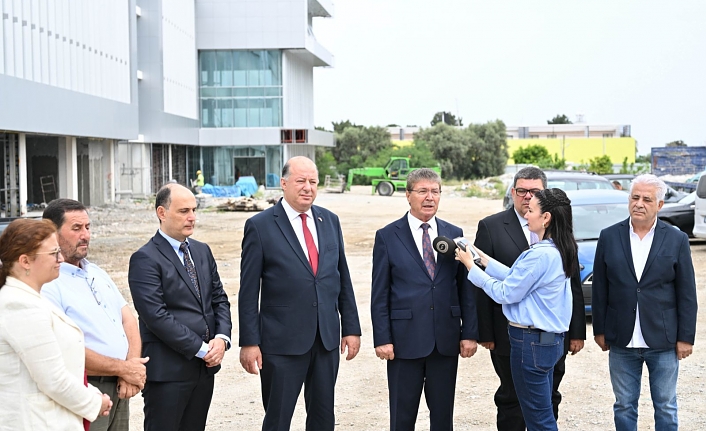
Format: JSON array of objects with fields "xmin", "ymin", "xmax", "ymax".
[
  {"xmin": 588, "ymin": 155, "xmax": 614, "ymax": 174},
  {"xmin": 332, "ymin": 126, "xmax": 393, "ymax": 173},
  {"xmin": 331, "ymin": 120, "xmax": 361, "ymax": 134},
  {"xmin": 415, "ymin": 120, "xmax": 508, "ymax": 180},
  {"xmin": 665, "ymin": 140, "xmax": 686, "ymax": 147},
  {"xmin": 547, "ymin": 114, "xmax": 572, "ymax": 124},
  {"xmin": 635, "ymin": 154, "xmax": 650, "ymax": 164},
  {"xmin": 512, "ymin": 145, "xmax": 565, "ymax": 169},
  {"xmin": 314, "ymin": 149, "xmax": 338, "ymax": 184},
  {"xmin": 430, "ymin": 111, "xmax": 463, "ymax": 127},
  {"xmin": 618, "ymin": 157, "xmax": 650, "ymax": 175}
]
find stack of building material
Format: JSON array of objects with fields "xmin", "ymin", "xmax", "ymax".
[{"xmin": 216, "ymin": 197, "xmax": 270, "ymax": 212}]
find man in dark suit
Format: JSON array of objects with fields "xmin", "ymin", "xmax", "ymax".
[
  {"xmin": 474, "ymin": 167, "xmax": 586, "ymax": 430},
  {"xmin": 128, "ymin": 184, "xmax": 232, "ymax": 431},
  {"xmin": 239, "ymin": 156, "xmax": 361, "ymax": 431},
  {"xmin": 371, "ymin": 168, "xmax": 478, "ymax": 430},
  {"xmin": 592, "ymin": 174, "xmax": 697, "ymax": 431}
]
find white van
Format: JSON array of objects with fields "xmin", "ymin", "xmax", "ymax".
[{"xmin": 693, "ymin": 175, "xmax": 706, "ymax": 238}]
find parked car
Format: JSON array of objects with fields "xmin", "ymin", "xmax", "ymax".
[
  {"xmin": 602, "ymin": 174, "xmax": 686, "ymax": 202},
  {"xmin": 658, "ymin": 192, "xmax": 696, "ymax": 237},
  {"xmin": 567, "ymin": 189, "xmax": 630, "ymax": 316},
  {"xmin": 694, "ymin": 175, "xmax": 706, "ymax": 239},
  {"xmin": 503, "ymin": 171, "xmax": 614, "ymax": 210}
]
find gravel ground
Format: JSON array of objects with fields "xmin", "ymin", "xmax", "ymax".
[{"xmin": 83, "ymin": 186, "xmax": 706, "ymax": 431}]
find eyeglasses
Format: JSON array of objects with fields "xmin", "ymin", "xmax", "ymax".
[
  {"xmin": 33, "ymin": 247, "xmax": 62, "ymax": 262},
  {"xmin": 73, "ymin": 273, "xmax": 102, "ymax": 306},
  {"xmin": 409, "ymin": 189, "xmax": 442, "ymax": 197},
  {"xmin": 514, "ymin": 188, "xmax": 542, "ymax": 197}
]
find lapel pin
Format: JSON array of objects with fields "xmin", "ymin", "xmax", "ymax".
[{"xmin": 317, "ymin": 216, "xmax": 323, "ymax": 222}]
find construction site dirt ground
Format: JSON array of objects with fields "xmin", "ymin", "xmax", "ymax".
[{"xmin": 84, "ymin": 186, "xmax": 706, "ymax": 431}]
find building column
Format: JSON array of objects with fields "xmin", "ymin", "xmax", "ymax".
[
  {"xmin": 18, "ymin": 133, "xmax": 27, "ymax": 215},
  {"xmin": 109, "ymin": 140, "xmax": 116, "ymax": 203},
  {"xmin": 58, "ymin": 136, "xmax": 79, "ymax": 199}
]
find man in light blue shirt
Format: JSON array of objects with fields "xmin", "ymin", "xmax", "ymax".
[{"xmin": 42, "ymin": 199, "xmax": 147, "ymax": 431}]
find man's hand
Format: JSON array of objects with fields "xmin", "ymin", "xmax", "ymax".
[
  {"xmin": 117, "ymin": 378, "xmax": 140, "ymax": 399},
  {"xmin": 239, "ymin": 345, "xmax": 262, "ymax": 375},
  {"xmin": 676, "ymin": 341, "xmax": 693, "ymax": 360},
  {"xmin": 480, "ymin": 341, "xmax": 495, "ymax": 351},
  {"xmin": 375, "ymin": 344, "xmax": 395, "ymax": 361},
  {"xmin": 569, "ymin": 339, "xmax": 584, "ymax": 355},
  {"xmin": 341, "ymin": 335, "xmax": 361, "ymax": 360},
  {"xmin": 120, "ymin": 357, "xmax": 149, "ymax": 388},
  {"xmin": 594, "ymin": 335, "xmax": 609, "ymax": 351},
  {"xmin": 460, "ymin": 340, "xmax": 478, "ymax": 358},
  {"xmin": 204, "ymin": 338, "xmax": 226, "ymax": 367}
]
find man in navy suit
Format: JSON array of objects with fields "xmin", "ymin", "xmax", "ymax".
[
  {"xmin": 371, "ymin": 168, "xmax": 478, "ymax": 430},
  {"xmin": 239, "ymin": 156, "xmax": 362, "ymax": 431},
  {"xmin": 593, "ymin": 174, "xmax": 697, "ymax": 431},
  {"xmin": 128, "ymin": 184, "xmax": 232, "ymax": 431}
]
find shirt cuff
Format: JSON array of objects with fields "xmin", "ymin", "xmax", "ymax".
[
  {"xmin": 195, "ymin": 342, "xmax": 209, "ymax": 358},
  {"xmin": 215, "ymin": 334, "xmax": 231, "ymax": 351}
]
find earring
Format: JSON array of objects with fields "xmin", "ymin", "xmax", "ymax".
[
  {"xmin": 542, "ymin": 223, "xmax": 546, "ymax": 229},
  {"xmin": 25, "ymin": 269, "xmax": 30, "ymax": 276}
]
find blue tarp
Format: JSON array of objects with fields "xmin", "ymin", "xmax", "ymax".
[
  {"xmin": 236, "ymin": 176, "xmax": 259, "ymax": 197},
  {"xmin": 200, "ymin": 183, "xmax": 241, "ymax": 197}
]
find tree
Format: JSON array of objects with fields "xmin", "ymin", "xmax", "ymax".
[
  {"xmin": 331, "ymin": 120, "xmax": 361, "ymax": 134},
  {"xmin": 547, "ymin": 114, "xmax": 572, "ymax": 124},
  {"xmin": 512, "ymin": 145, "xmax": 565, "ymax": 170},
  {"xmin": 665, "ymin": 140, "xmax": 686, "ymax": 147},
  {"xmin": 635, "ymin": 154, "xmax": 650, "ymax": 164},
  {"xmin": 588, "ymin": 155, "xmax": 613, "ymax": 174},
  {"xmin": 332, "ymin": 126, "xmax": 393, "ymax": 172},
  {"xmin": 386, "ymin": 124, "xmax": 400, "ymax": 127},
  {"xmin": 430, "ymin": 111, "xmax": 463, "ymax": 127}
]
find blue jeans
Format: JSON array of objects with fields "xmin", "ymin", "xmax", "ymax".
[
  {"xmin": 609, "ymin": 346, "xmax": 679, "ymax": 431},
  {"xmin": 508, "ymin": 326, "xmax": 564, "ymax": 431}
]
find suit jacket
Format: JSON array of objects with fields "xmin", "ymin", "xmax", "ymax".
[
  {"xmin": 370, "ymin": 214, "xmax": 478, "ymax": 359},
  {"xmin": 474, "ymin": 208, "xmax": 586, "ymax": 356},
  {"xmin": 128, "ymin": 232, "xmax": 232, "ymax": 382},
  {"xmin": 238, "ymin": 201, "xmax": 361, "ymax": 355},
  {"xmin": 0, "ymin": 277, "xmax": 102, "ymax": 431},
  {"xmin": 592, "ymin": 218, "xmax": 697, "ymax": 349}
]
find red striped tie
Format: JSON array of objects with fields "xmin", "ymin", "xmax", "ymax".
[{"xmin": 300, "ymin": 214, "xmax": 318, "ymax": 275}]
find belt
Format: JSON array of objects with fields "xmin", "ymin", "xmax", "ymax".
[
  {"xmin": 87, "ymin": 376, "xmax": 119, "ymax": 383},
  {"xmin": 508, "ymin": 322, "xmax": 546, "ymax": 334}
]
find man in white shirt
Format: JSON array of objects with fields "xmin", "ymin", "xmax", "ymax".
[
  {"xmin": 42, "ymin": 199, "xmax": 147, "ymax": 431},
  {"xmin": 592, "ymin": 174, "xmax": 697, "ymax": 431}
]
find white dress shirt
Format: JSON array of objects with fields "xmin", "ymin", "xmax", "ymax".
[
  {"xmin": 407, "ymin": 212, "xmax": 438, "ymax": 261},
  {"xmin": 281, "ymin": 198, "xmax": 319, "ymax": 256},
  {"xmin": 626, "ymin": 217, "xmax": 657, "ymax": 348},
  {"xmin": 514, "ymin": 209, "xmax": 532, "ymax": 246}
]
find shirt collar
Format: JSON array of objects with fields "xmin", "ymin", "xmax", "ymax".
[
  {"xmin": 628, "ymin": 217, "xmax": 658, "ymax": 236},
  {"xmin": 158, "ymin": 228, "xmax": 188, "ymax": 251},
  {"xmin": 407, "ymin": 212, "xmax": 437, "ymax": 231},
  {"xmin": 281, "ymin": 197, "xmax": 314, "ymax": 221},
  {"xmin": 60, "ymin": 259, "xmax": 91, "ymax": 276},
  {"xmin": 514, "ymin": 208, "xmax": 528, "ymax": 227}
]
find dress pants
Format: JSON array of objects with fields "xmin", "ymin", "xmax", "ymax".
[
  {"xmin": 260, "ymin": 331, "xmax": 339, "ymax": 431},
  {"xmin": 387, "ymin": 347, "xmax": 459, "ymax": 431},
  {"xmin": 490, "ymin": 346, "xmax": 568, "ymax": 430},
  {"xmin": 87, "ymin": 377, "xmax": 130, "ymax": 431},
  {"xmin": 142, "ymin": 364, "xmax": 215, "ymax": 431}
]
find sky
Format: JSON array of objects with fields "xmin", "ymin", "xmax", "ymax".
[{"xmin": 312, "ymin": 0, "xmax": 706, "ymax": 155}]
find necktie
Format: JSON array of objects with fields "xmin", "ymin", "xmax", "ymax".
[
  {"xmin": 421, "ymin": 223, "xmax": 436, "ymax": 279},
  {"xmin": 530, "ymin": 230, "xmax": 540, "ymax": 245},
  {"xmin": 180, "ymin": 241, "xmax": 201, "ymax": 298},
  {"xmin": 300, "ymin": 214, "xmax": 319, "ymax": 275}
]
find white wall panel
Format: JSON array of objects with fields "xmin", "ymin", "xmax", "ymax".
[
  {"xmin": 162, "ymin": 0, "xmax": 198, "ymax": 119},
  {"xmin": 283, "ymin": 51, "xmax": 313, "ymax": 128},
  {"xmin": 0, "ymin": 0, "xmax": 130, "ymax": 103}
]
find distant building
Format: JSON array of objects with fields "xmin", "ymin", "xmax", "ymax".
[
  {"xmin": 386, "ymin": 123, "xmax": 636, "ymax": 165},
  {"xmin": 0, "ymin": 0, "xmax": 333, "ymax": 216}
]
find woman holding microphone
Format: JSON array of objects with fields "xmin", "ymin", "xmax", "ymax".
[{"xmin": 456, "ymin": 188, "xmax": 577, "ymax": 431}]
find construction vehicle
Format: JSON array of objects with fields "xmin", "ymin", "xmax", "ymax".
[{"xmin": 346, "ymin": 157, "xmax": 442, "ymax": 196}]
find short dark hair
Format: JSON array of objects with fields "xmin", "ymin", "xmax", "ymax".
[
  {"xmin": 155, "ymin": 185, "xmax": 173, "ymax": 211},
  {"xmin": 42, "ymin": 199, "xmax": 87, "ymax": 229},
  {"xmin": 406, "ymin": 168, "xmax": 441, "ymax": 191},
  {"xmin": 513, "ymin": 167, "xmax": 547, "ymax": 188}
]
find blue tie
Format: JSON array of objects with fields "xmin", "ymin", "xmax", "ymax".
[{"xmin": 421, "ymin": 223, "xmax": 436, "ymax": 279}]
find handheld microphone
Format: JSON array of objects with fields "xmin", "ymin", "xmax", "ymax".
[{"xmin": 433, "ymin": 236, "xmax": 481, "ymax": 265}]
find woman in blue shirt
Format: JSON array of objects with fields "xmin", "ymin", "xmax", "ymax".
[{"xmin": 457, "ymin": 188, "xmax": 578, "ymax": 431}]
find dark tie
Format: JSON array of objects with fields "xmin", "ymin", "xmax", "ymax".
[
  {"xmin": 180, "ymin": 241, "xmax": 201, "ymax": 298},
  {"xmin": 300, "ymin": 214, "xmax": 319, "ymax": 275},
  {"xmin": 421, "ymin": 223, "xmax": 436, "ymax": 279}
]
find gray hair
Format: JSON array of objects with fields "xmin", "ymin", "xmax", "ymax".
[
  {"xmin": 629, "ymin": 174, "xmax": 667, "ymax": 202},
  {"xmin": 406, "ymin": 168, "xmax": 441, "ymax": 191},
  {"xmin": 513, "ymin": 166, "xmax": 547, "ymax": 188}
]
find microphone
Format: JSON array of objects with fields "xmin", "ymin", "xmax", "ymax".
[{"xmin": 433, "ymin": 236, "xmax": 481, "ymax": 265}]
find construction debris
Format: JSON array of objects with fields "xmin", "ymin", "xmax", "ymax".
[{"xmin": 216, "ymin": 197, "xmax": 273, "ymax": 212}]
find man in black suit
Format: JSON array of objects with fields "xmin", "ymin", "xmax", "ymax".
[
  {"xmin": 593, "ymin": 174, "xmax": 697, "ymax": 431},
  {"xmin": 239, "ymin": 156, "xmax": 361, "ymax": 431},
  {"xmin": 371, "ymin": 168, "xmax": 478, "ymax": 430},
  {"xmin": 474, "ymin": 167, "xmax": 585, "ymax": 430},
  {"xmin": 128, "ymin": 183, "xmax": 232, "ymax": 431}
]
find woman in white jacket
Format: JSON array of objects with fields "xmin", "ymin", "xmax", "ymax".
[{"xmin": 0, "ymin": 219, "xmax": 112, "ymax": 431}]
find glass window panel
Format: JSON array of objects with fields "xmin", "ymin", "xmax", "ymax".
[
  {"xmin": 247, "ymin": 51, "xmax": 261, "ymax": 86},
  {"xmin": 217, "ymin": 51, "xmax": 233, "ymax": 87},
  {"xmin": 201, "ymin": 88, "xmax": 218, "ymax": 97},
  {"xmin": 262, "ymin": 98, "xmax": 282, "ymax": 127},
  {"xmin": 201, "ymin": 99, "xmax": 216, "ymax": 128},
  {"xmin": 264, "ymin": 87, "xmax": 282, "ymax": 97},
  {"xmin": 248, "ymin": 98, "xmax": 264, "ymax": 127},
  {"xmin": 233, "ymin": 88, "xmax": 248, "ymax": 97},
  {"xmin": 264, "ymin": 50, "xmax": 281, "ymax": 86},
  {"xmin": 234, "ymin": 99, "xmax": 248, "ymax": 127},
  {"xmin": 233, "ymin": 51, "xmax": 248, "ymax": 86},
  {"xmin": 219, "ymin": 99, "xmax": 234, "ymax": 127},
  {"xmin": 266, "ymin": 146, "xmax": 282, "ymax": 188},
  {"xmin": 199, "ymin": 51, "xmax": 215, "ymax": 86},
  {"xmin": 248, "ymin": 87, "xmax": 265, "ymax": 97},
  {"xmin": 216, "ymin": 88, "xmax": 232, "ymax": 97},
  {"xmin": 214, "ymin": 100, "xmax": 222, "ymax": 127}
]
